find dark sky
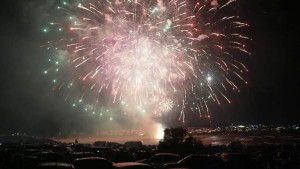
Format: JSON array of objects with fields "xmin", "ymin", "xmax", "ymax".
[{"xmin": 0, "ymin": 0, "xmax": 299, "ymax": 136}]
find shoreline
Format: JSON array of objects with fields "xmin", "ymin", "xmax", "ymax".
[{"xmin": 52, "ymin": 133, "xmax": 300, "ymax": 146}]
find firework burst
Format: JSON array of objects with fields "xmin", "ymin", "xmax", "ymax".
[
  {"xmin": 43, "ymin": 0, "xmax": 250, "ymax": 122},
  {"xmin": 159, "ymin": 97, "xmax": 174, "ymax": 113}
]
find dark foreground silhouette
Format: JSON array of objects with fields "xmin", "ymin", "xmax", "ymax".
[{"xmin": 1, "ymin": 127, "xmax": 299, "ymax": 169}]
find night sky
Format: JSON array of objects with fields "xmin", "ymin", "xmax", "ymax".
[{"xmin": 0, "ymin": 0, "xmax": 299, "ymax": 137}]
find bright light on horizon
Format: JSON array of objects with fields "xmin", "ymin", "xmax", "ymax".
[{"xmin": 154, "ymin": 123, "xmax": 164, "ymax": 140}]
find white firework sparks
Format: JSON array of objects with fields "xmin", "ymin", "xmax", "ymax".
[{"xmin": 43, "ymin": 0, "xmax": 250, "ymax": 121}]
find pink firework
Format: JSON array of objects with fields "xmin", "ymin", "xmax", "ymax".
[{"xmin": 43, "ymin": 0, "xmax": 250, "ymax": 121}]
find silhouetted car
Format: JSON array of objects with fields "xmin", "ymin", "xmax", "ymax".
[
  {"xmin": 164, "ymin": 154, "xmax": 225, "ymax": 169},
  {"xmin": 132, "ymin": 151, "xmax": 154, "ymax": 161},
  {"xmin": 107, "ymin": 150, "xmax": 134, "ymax": 162},
  {"xmin": 220, "ymin": 152, "xmax": 258, "ymax": 169},
  {"xmin": 68, "ymin": 151, "xmax": 96, "ymax": 161},
  {"xmin": 94, "ymin": 141, "xmax": 122, "ymax": 149},
  {"xmin": 22, "ymin": 144, "xmax": 41, "ymax": 150},
  {"xmin": 93, "ymin": 141, "xmax": 107, "ymax": 147},
  {"xmin": 137, "ymin": 153, "xmax": 180, "ymax": 169},
  {"xmin": 32, "ymin": 151, "xmax": 66, "ymax": 163},
  {"xmin": 113, "ymin": 162, "xmax": 154, "ymax": 169},
  {"xmin": 220, "ymin": 152, "xmax": 251, "ymax": 162},
  {"xmin": 70, "ymin": 143, "xmax": 92, "ymax": 152},
  {"xmin": 10, "ymin": 149, "xmax": 42, "ymax": 169},
  {"xmin": 89, "ymin": 146, "xmax": 111, "ymax": 156},
  {"xmin": 24, "ymin": 151, "xmax": 66, "ymax": 169},
  {"xmin": 123, "ymin": 141, "xmax": 143, "ymax": 149},
  {"xmin": 36, "ymin": 162, "xmax": 74, "ymax": 169},
  {"xmin": 21, "ymin": 149, "xmax": 43, "ymax": 156},
  {"xmin": 72, "ymin": 157, "xmax": 114, "ymax": 169}
]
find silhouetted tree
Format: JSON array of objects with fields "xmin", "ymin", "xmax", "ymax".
[
  {"xmin": 163, "ymin": 127, "xmax": 187, "ymax": 144},
  {"xmin": 158, "ymin": 127, "xmax": 204, "ymax": 156}
]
